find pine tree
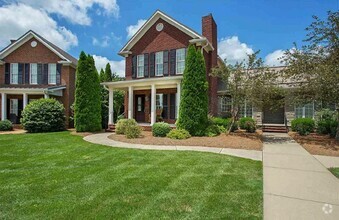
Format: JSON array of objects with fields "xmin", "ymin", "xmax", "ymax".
[
  {"xmin": 176, "ymin": 45, "xmax": 209, "ymax": 136},
  {"xmin": 74, "ymin": 52, "xmax": 102, "ymax": 132}
]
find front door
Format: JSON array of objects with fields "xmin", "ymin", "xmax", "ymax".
[
  {"xmin": 135, "ymin": 95, "xmax": 145, "ymax": 122},
  {"xmin": 263, "ymin": 106, "xmax": 285, "ymax": 124}
]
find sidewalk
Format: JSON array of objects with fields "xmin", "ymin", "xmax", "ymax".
[
  {"xmin": 263, "ymin": 133, "xmax": 339, "ymax": 219},
  {"xmin": 84, "ymin": 133, "xmax": 262, "ymax": 161}
]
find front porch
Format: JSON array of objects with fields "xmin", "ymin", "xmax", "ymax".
[{"xmin": 102, "ymin": 76, "xmax": 183, "ymax": 126}]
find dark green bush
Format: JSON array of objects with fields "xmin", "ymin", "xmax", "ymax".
[
  {"xmin": 315, "ymin": 109, "xmax": 338, "ymax": 137},
  {"xmin": 167, "ymin": 129, "xmax": 191, "ymax": 139},
  {"xmin": 115, "ymin": 119, "xmax": 138, "ymax": 135},
  {"xmin": 329, "ymin": 120, "xmax": 338, "ymax": 138},
  {"xmin": 316, "ymin": 120, "xmax": 332, "ymax": 134},
  {"xmin": 152, "ymin": 122, "xmax": 171, "ymax": 137},
  {"xmin": 291, "ymin": 118, "xmax": 315, "ymax": 136},
  {"xmin": 21, "ymin": 99, "xmax": 65, "ymax": 133},
  {"xmin": 239, "ymin": 117, "xmax": 255, "ymax": 129},
  {"xmin": 244, "ymin": 121, "xmax": 256, "ymax": 133},
  {"xmin": 212, "ymin": 117, "xmax": 230, "ymax": 128},
  {"xmin": 205, "ymin": 124, "xmax": 221, "ymax": 137},
  {"xmin": 0, "ymin": 120, "xmax": 13, "ymax": 131}
]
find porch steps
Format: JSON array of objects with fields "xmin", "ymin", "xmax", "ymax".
[
  {"xmin": 262, "ymin": 125, "xmax": 288, "ymax": 133},
  {"xmin": 106, "ymin": 124, "xmax": 116, "ymax": 132}
]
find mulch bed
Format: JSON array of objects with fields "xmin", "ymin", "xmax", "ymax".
[
  {"xmin": 109, "ymin": 131, "xmax": 263, "ymax": 151},
  {"xmin": 289, "ymin": 132, "xmax": 339, "ymax": 157}
]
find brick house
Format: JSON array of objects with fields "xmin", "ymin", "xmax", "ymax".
[
  {"xmin": 0, "ymin": 30, "xmax": 77, "ymax": 127},
  {"xmin": 102, "ymin": 10, "xmax": 222, "ymax": 127}
]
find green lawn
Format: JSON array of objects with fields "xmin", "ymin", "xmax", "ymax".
[
  {"xmin": 0, "ymin": 132, "xmax": 263, "ymax": 219},
  {"xmin": 329, "ymin": 168, "xmax": 339, "ymax": 178}
]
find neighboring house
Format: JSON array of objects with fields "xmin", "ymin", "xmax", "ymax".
[
  {"xmin": 102, "ymin": 10, "xmax": 221, "ymax": 126},
  {"xmin": 0, "ymin": 30, "xmax": 77, "ymax": 127}
]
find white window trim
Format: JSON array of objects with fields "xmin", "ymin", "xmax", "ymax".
[
  {"xmin": 137, "ymin": 55, "xmax": 144, "ymax": 78},
  {"xmin": 155, "ymin": 51, "xmax": 163, "ymax": 76},
  {"xmin": 30, "ymin": 63, "xmax": 38, "ymax": 85},
  {"xmin": 48, "ymin": 63, "xmax": 57, "ymax": 85},
  {"xmin": 10, "ymin": 63, "xmax": 19, "ymax": 84},
  {"xmin": 176, "ymin": 48, "xmax": 185, "ymax": 74}
]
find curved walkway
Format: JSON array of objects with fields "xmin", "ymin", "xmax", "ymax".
[{"xmin": 83, "ymin": 133, "xmax": 262, "ymax": 161}]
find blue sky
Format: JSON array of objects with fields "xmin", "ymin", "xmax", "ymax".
[{"xmin": 0, "ymin": 0, "xmax": 337, "ymax": 75}]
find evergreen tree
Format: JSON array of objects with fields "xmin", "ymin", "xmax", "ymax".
[
  {"xmin": 74, "ymin": 52, "xmax": 102, "ymax": 132},
  {"xmin": 100, "ymin": 64, "xmax": 113, "ymax": 129},
  {"xmin": 177, "ymin": 45, "xmax": 209, "ymax": 136}
]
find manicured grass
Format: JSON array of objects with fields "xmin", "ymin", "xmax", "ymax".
[
  {"xmin": 329, "ymin": 168, "xmax": 339, "ymax": 178},
  {"xmin": 0, "ymin": 132, "xmax": 263, "ymax": 219}
]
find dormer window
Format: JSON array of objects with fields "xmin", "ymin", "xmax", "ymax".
[{"xmin": 137, "ymin": 55, "xmax": 144, "ymax": 78}]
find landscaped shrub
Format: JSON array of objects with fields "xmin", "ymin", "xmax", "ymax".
[
  {"xmin": 329, "ymin": 120, "xmax": 338, "ymax": 138},
  {"xmin": 217, "ymin": 125, "xmax": 227, "ymax": 133},
  {"xmin": 230, "ymin": 121, "xmax": 239, "ymax": 132},
  {"xmin": 115, "ymin": 119, "xmax": 138, "ymax": 135},
  {"xmin": 212, "ymin": 117, "xmax": 230, "ymax": 128},
  {"xmin": 315, "ymin": 109, "xmax": 338, "ymax": 137},
  {"xmin": 125, "ymin": 125, "xmax": 142, "ymax": 139},
  {"xmin": 239, "ymin": 117, "xmax": 255, "ymax": 129},
  {"xmin": 244, "ymin": 121, "xmax": 256, "ymax": 133},
  {"xmin": 166, "ymin": 129, "xmax": 191, "ymax": 139},
  {"xmin": 291, "ymin": 118, "xmax": 315, "ymax": 136},
  {"xmin": 205, "ymin": 124, "xmax": 221, "ymax": 137},
  {"xmin": 21, "ymin": 99, "xmax": 65, "ymax": 133},
  {"xmin": 0, "ymin": 120, "xmax": 13, "ymax": 131},
  {"xmin": 152, "ymin": 122, "xmax": 171, "ymax": 137}
]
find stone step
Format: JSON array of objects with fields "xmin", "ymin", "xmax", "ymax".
[
  {"xmin": 262, "ymin": 126, "xmax": 288, "ymax": 133},
  {"xmin": 106, "ymin": 124, "xmax": 115, "ymax": 132}
]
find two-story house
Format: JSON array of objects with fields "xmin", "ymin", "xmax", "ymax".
[
  {"xmin": 0, "ymin": 30, "xmax": 77, "ymax": 127},
  {"xmin": 102, "ymin": 10, "xmax": 221, "ymax": 128}
]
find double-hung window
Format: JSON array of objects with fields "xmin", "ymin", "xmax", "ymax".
[
  {"xmin": 10, "ymin": 99, "xmax": 18, "ymax": 115},
  {"xmin": 156, "ymin": 94, "xmax": 164, "ymax": 109},
  {"xmin": 30, "ymin": 63, "xmax": 38, "ymax": 84},
  {"xmin": 48, "ymin": 63, "xmax": 57, "ymax": 84},
  {"xmin": 219, "ymin": 96, "xmax": 232, "ymax": 113},
  {"xmin": 10, "ymin": 63, "xmax": 18, "ymax": 84},
  {"xmin": 176, "ymin": 48, "xmax": 185, "ymax": 74},
  {"xmin": 155, "ymin": 52, "xmax": 163, "ymax": 76},
  {"xmin": 137, "ymin": 55, "xmax": 144, "ymax": 78},
  {"xmin": 239, "ymin": 101, "xmax": 253, "ymax": 118},
  {"xmin": 295, "ymin": 103, "xmax": 314, "ymax": 118}
]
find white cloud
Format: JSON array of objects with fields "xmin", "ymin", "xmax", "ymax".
[
  {"xmin": 126, "ymin": 19, "xmax": 146, "ymax": 39},
  {"xmin": 218, "ymin": 36, "xmax": 254, "ymax": 65},
  {"xmin": 8, "ymin": 0, "xmax": 120, "ymax": 25},
  {"xmin": 265, "ymin": 49, "xmax": 287, "ymax": 66},
  {"xmin": 92, "ymin": 36, "xmax": 110, "ymax": 47},
  {"xmin": 93, "ymin": 55, "xmax": 125, "ymax": 77},
  {"xmin": 0, "ymin": 3, "xmax": 78, "ymax": 50}
]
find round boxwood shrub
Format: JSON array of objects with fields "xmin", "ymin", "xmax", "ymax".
[
  {"xmin": 291, "ymin": 118, "xmax": 315, "ymax": 136},
  {"xmin": 152, "ymin": 122, "xmax": 171, "ymax": 137},
  {"xmin": 212, "ymin": 117, "xmax": 230, "ymax": 129},
  {"xmin": 239, "ymin": 117, "xmax": 255, "ymax": 129},
  {"xmin": 244, "ymin": 121, "xmax": 256, "ymax": 133},
  {"xmin": 125, "ymin": 125, "xmax": 142, "ymax": 139},
  {"xmin": 205, "ymin": 124, "xmax": 221, "ymax": 137},
  {"xmin": 166, "ymin": 129, "xmax": 191, "ymax": 139},
  {"xmin": 21, "ymin": 99, "xmax": 66, "ymax": 133},
  {"xmin": 0, "ymin": 120, "xmax": 13, "ymax": 131},
  {"xmin": 115, "ymin": 119, "xmax": 138, "ymax": 135}
]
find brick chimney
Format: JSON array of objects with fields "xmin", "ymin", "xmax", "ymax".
[{"xmin": 202, "ymin": 13, "xmax": 218, "ymax": 116}]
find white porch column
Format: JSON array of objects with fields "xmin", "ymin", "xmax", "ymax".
[
  {"xmin": 44, "ymin": 93, "xmax": 49, "ymax": 99},
  {"xmin": 176, "ymin": 81, "xmax": 181, "ymax": 118},
  {"xmin": 1, "ymin": 93, "xmax": 6, "ymax": 120},
  {"xmin": 151, "ymin": 84, "xmax": 156, "ymax": 125},
  {"xmin": 23, "ymin": 93, "xmax": 28, "ymax": 109},
  {"xmin": 128, "ymin": 86, "xmax": 133, "ymax": 119},
  {"xmin": 108, "ymin": 88, "xmax": 114, "ymax": 125}
]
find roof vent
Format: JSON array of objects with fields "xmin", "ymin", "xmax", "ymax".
[{"xmin": 10, "ymin": 39, "xmax": 16, "ymax": 44}]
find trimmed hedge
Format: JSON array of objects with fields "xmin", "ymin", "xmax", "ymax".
[
  {"xmin": 239, "ymin": 117, "xmax": 255, "ymax": 129},
  {"xmin": 212, "ymin": 117, "xmax": 230, "ymax": 129},
  {"xmin": 152, "ymin": 122, "xmax": 171, "ymax": 137},
  {"xmin": 291, "ymin": 118, "xmax": 315, "ymax": 136},
  {"xmin": 125, "ymin": 125, "xmax": 142, "ymax": 139},
  {"xmin": 21, "ymin": 99, "xmax": 66, "ymax": 133},
  {"xmin": 115, "ymin": 119, "xmax": 138, "ymax": 135},
  {"xmin": 0, "ymin": 120, "xmax": 13, "ymax": 131},
  {"xmin": 167, "ymin": 129, "xmax": 191, "ymax": 139},
  {"xmin": 205, "ymin": 124, "xmax": 221, "ymax": 137}
]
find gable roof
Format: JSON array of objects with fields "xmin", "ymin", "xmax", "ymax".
[
  {"xmin": 119, "ymin": 10, "xmax": 213, "ymax": 56},
  {"xmin": 0, "ymin": 30, "xmax": 77, "ymax": 66}
]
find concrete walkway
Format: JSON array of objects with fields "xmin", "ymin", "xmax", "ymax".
[
  {"xmin": 84, "ymin": 133, "xmax": 262, "ymax": 161},
  {"xmin": 263, "ymin": 133, "xmax": 339, "ymax": 219}
]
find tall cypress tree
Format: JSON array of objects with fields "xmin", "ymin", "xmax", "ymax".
[
  {"xmin": 177, "ymin": 45, "xmax": 209, "ymax": 136},
  {"xmin": 74, "ymin": 52, "xmax": 102, "ymax": 132},
  {"xmin": 100, "ymin": 64, "xmax": 114, "ymax": 129}
]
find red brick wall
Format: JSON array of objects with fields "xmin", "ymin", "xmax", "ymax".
[{"xmin": 125, "ymin": 18, "xmax": 192, "ymax": 79}]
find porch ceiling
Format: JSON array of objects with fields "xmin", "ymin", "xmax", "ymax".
[{"xmin": 101, "ymin": 76, "xmax": 183, "ymax": 90}]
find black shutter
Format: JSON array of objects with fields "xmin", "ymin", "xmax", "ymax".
[
  {"xmin": 170, "ymin": 93, "xmax": 176, "ymax": 119},
  {"xmin": 132, "ymin": 56, "xmax": 137, "ymax": 79},
  {"xmin": 5, "ymin": 63, "xmax": 10, "ymax": 84},
  {"xmin": 150, "ymin": 52, "xmax": 155, "ymax": 77},
  {"xmin": 18, "ymin": 63, "xmax": 23, "ymax": 84},
  {"xmin": 163, "ymin": 50, "xmax": 169, "ymax": 76},
  {"xmin": 169, "ymin": 49, "xmax": 176, "ymax": 76},
  {"xmin": 43, "ymin": 64, "xmax": 48, "ymax": 84},
  {"xmin": 37, "ymin": 64, "xmax": 43, "ymax": 84},
  {"xmin": 163, "ymin": 94, "xmax": 168, "ymax": 119},
  {"xmin": 144, "ymin": 53, "xmax": 149, "ymax": 77},
  {"xmin": 24, "ymin": 64, "xmax": 29, "ymax": 84},
  {"xmin": 56, "ymin": 64, "xmax": 62, "ymax": 85}
]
